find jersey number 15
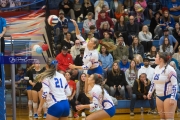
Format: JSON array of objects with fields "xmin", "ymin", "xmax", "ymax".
[{"xmin": 54, "ymin": 78, "xmax": 63, "ymax": 88}]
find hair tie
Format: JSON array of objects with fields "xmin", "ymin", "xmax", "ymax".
[
  {"xmin": 97, "ymin": 74, "xmax": 101, "ymax": 78},
  {"xmin": 51, "ymin": 60, "xmax": 58, "ymax": 65},
  {"xmin": 166, "ymin": 56, "xmax": 171, "ymax": 61}
]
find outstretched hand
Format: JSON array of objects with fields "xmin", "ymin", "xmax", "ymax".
[{"xmin": 70, "ymin": 19, "xmax": 78, "ymax": 27}]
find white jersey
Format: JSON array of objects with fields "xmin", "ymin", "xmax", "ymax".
[
  {"xmin": 149, "ymin": 65, "xmax": 178, "ymax": 100},
  {"xmin": 76, "ymin": 35, "xmax": 99, "ymax": 69},
  {"xmin": 42, "ymin": 71, "xmax": 71, "ymax": 107},
  {"xmin": 89, "ymin": 84, "xmax": 114, "ymax": 112}
]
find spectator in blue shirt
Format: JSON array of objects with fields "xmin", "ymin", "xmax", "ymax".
[
  {"xmin": 119, "ymin": 56, "xmax": 130, "ymax": 72},
  {"xmin": 15, "ymin": 67, "xmax": 24, "ymax": 87},
  {"xmin": 0, "ymin": 14, "xmax": 6, "ymax": 53},
  {"xmin": 99, "ymin": 45, "xmax": 113, "ymax": 72},
  {"xmin": 159, "ymin": 28, "xmax": 179, "ymax": 52},
  {"xmin": 168, "ymin": 0, "xmax": 180, "ymax": 22}
]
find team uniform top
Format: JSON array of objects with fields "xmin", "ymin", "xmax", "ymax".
[
  {"xmin": 42, "ymin": 71, "xmax": 71, "ymax": 107},
  {"xmin": 76, "ymin": 35, "xmax": 99, "ymax": 70},
  {"xmin": 89, "ymin": 84, "xmax": 114, "ymax": 112},
  {"xmin": 149, "ymin": 65, "xmax": 178, "ymax": 100}
]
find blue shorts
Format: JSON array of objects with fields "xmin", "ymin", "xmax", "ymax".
[
  {"xmin": 48, "ymin": 100, "xmax": 70, "ymax": 118},
  {"xmin": 157, "ymin": 94, "xmax": 178, "ymax": 102},
  {"xmin": 87, "ymin": 65, "xmax": 103, "ymax": 75},
  {"xmin": 27, "ymin": 86, "xmax": 32, "ymax": 90},
  {"xmin": 104, "ymin": 106, "xmax": 116, "ymax": 117}
]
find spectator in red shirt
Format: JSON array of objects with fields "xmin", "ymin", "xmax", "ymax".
[
  {"xmin": 65, "ymin": 72, "xmax": 78, "ymax": 118},
  {"xmin": 56, "ymin": 46, "xmax": 73, "ymax": 73}
]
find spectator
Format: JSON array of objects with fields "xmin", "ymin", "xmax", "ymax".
[
  {"xmin": 146, "ymin": 46, "xmax": 157, "ymax": 68},
  {"xmin": 168, "ymin": 0, "xmax": 180, "ymax": 22},
  {"xmin": 138, "ymin": 58, "xmax": 155, "ymax": 81},
  {"xmin": 81, "ymin": 0, "xmax": 94, "ymax": 19},
  {"xmin": 54, "ymin": 10, "xmax": 68, "ymax": 32},
  {"xmin": 70, "ymin": 68, "xmax": 82, "ymax": 81},
  {"xmin": 134, "ymin": 54, "xmax": 144, "ymax": 70},
  {"xmin": 99, "ymin": 22, "xmax": 112, "ymax": 39},
  {"xmin": 173, "ymin": 22, "xmax": 180, "ymax": 52},
  {"xmin": 75, "ymin": 73, "xmax": 89, "ymax": 117},
  {"xmin": 125, "ymin": 60, "xmax": 138, "ymax": 99},
  {"xmin": 170, "ymin": 53, "xmax": 179, "ymax": 69},
  {"xmin": 102, "ymin": 32, "xmax": 114, "ymax": 43},
  {"xmin": 0, "ymin": 14, "xmax": 6, "ymax": 53},
  {"xmin": 149, "ymin": 11, "xmax": 161, "ymax": 38},
  {"xmin": 73, "ymin": 0, "xmax": 82, "ymax": 20},
  {"xmin": 129, "ymin": 37, "xmax": 144, "ymax": 60},
  {"xmin": 172, "ymin": 46, "xmax": 180, "ymax": 66},
  {"xmin": 74, "ymin": 48, "xmax": 84, "ymax": 66},
  {"xmin": 124, "ymin": 0, "xmax": 134, "ymax": 12},
  {"xmin": 59, "ymin": 0, "xmax": 75, "ymax": 20},
  {"xmin": 134, "ymin": 1, "xmax": 146, "ymax": 25},
  {"xmin": 110, "ymin": 0, "xmax": 122, "ymax": 16},
  {"xmin": 138, "ymin": 25, "xmax": 153, "ymax": 53},
  {"xmin": 61, "ymin": 32, "xmax": 74, "ymax": 51},
  {"xmin": 159, "ymin": 37, "xmax": 174, "ymax": 53},
  {"xmin": 114, "ymin": 16, "xmax": 128, "ymax": 45},
  {"xmin": 155, "ymin": 10, "xmax": 175, "ymax": 36},
  {"xmin": 99, "ymin": 45, "xmax": 113, "ymax": 72},
  {"xmin": 113, "ymin": 37, "xmax": 129, "ymax": 61},
  {"xmin": 15, "ymin": 67, "xmax": 24, "ymax": 87},
  {"xmin": 130, "ymin": 73, "xmax": 156, "ymax": 116},
  {"xmin": 96, "ymin": 10, "xmax": 114, "ymax": 32},
  {"xmin": 106, "ymin": 61, "xmax": 128, "ymax": 99},
  {"xmin": 147, "ymin": 0, "xmax": 162, "ymax": 19},
  {"xmin": 114, "ymin": 4, "xmax": 125, "ymax": 20},
  {"xmin": 97, "ymin": 5, "xmax": 111, "ymax": 19},
  {"xmin": 94, "ymin": 0, "xmax": 109, "ymax": 8},
  {"xmin": 126, "ymin": 16, "xmax": 139, "ymax": 46},
  {"xmin": 159, "ymin": 28, "xmax": 178, "ymax": 52},
  {"xmin": 65, "ymin": 72, "xmax": 78, "ymax": 118},
  {"xmin": 89, "ymin": 25, "xmax": 99, "ymax": 39},
  {"xmin": 56, "ymin": 46, "xmax": 73, "ymax": 73},
  {"xmin": 70, "ymin": 40, "xmax": 82, "ymax": 60},
  {"xmin": 119, "ymin": 56, "xmax": 130, "ymax": 72},
  {"xmin": 94, "ymin": 0, "xmax": 104, "ymax": 20},
  {"xmin": 83, "ymin": 12, "xmax": 96, "ymax": 33}
]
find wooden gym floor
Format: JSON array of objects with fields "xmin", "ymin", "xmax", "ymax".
[{"xmin": 6, "ymin": 104, "xmax": 180, "ymax": 120}]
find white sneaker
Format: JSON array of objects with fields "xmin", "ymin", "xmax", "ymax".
[
  {"xmin": 29, "ymin": 111, "xmax": 32, "ymax": 117},
  {"xmin": 68, "ymin": 109, "xmax": 73, "ymax": 118},
  {"xmin": 81, "ymin": 112, "xmax": 86, "ymax": 117}
]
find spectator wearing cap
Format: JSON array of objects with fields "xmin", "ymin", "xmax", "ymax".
[
  {"xmin": 138, "ymin": 58, "xmax": 154, "ymax": 81},
  {"xmin": 56, "ymin": 46, "xmax": 73, "ymax": 73},
  {"xmin": 81, "ymin": 0, "xmax": 94, "ymax": 19},
  {"xmin": 159, "ymin": 28, "xmax": 179, "ymax": 52},
  {"xmin": 70, "ymin": 40, "xmax": 82, "ymax": 60},
  {"xmin": 96, "ymin": 10, "xmax": 114, "ymax": 32},
  {"xmin": 54, "ymin": 10, "xmax": 68, "ymax": 32},
  {"xmin": 59, "ymin": 0, "xmax": 75, "ymax": 20},
  {"xmin": 113, "ymin": 37, "xmax": 129, "ymax": 61},
  {"xmin": 126, "ymin": 16, "xmax": 139, "ymax": 46},
  {"xmin": 168, "ymin": 0, "xmax": 180, "ymax": 22},
  {"xmin": 147, "ymin": 0, "xmax": 162, "ymax": 19},
  {"xmin": 119, "ymin": 55, "xmax": 130, "ymax": 72},
  {"xmin": 74, "ymin": 48, "xmax": 84, "ymax": 66},
  {"xmin": 83, "ymin": 12, "xmax": 96, "ymax": 33},
  {"xmin": 60, "ymin": 32, "xmax": 74, "ymax": 52},
  {"xmin": 15, "ymin": 67, "xmax": 24, "ymax": 86}
]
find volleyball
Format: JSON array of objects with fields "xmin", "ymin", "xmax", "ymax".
[{"xmin": 47, "ymin": 15, "xmax": 59, "ymax": 26}]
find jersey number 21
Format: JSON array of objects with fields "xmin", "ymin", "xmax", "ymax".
[{"xmin": 54, "ymin": 78, "xmax": 63, "ymax": 88}]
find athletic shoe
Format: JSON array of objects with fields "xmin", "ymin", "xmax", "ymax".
[
  {"xmin": 148, "ymin": 109, "xmax": 158, "ymax": 115},
  {"xmin": 29, "ymin": 111, "xmax": 33, "ymax": 117},
  {"xmin": 68, "ymin": 109, "xmax": 73, "ymax": 118},
  {"xmin": 74, "ymin": 112, "xmax": 79, "ymax": 118},
  {"xmin": 81, "ymin": 112, "xmax": 86, "ymax": 117},
  {"xmin": 43, "ymin": 113, "xmax": 47, "ymax": 119},
  {"xmin": 130, "ymin": 112, "xmax": 134, "ymax": 116},
  {"xmin": 34, "ymin": 113, "xmax": 38, "ymax": 119},
  {"xmin": 177, "ymin": 108, "xmax": 180, "ymax": 113}
]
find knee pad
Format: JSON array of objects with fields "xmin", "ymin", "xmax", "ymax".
[
  {"xmin": 33, "ymin": 102, "xmax": 38, "ymax": 109},
  {"xmin": 28, "ymin": 100, "xmax": 33, "ymax": 105},
  {"xmin": 43, "ymin": 103, "xmax": 47, "ymax": 108}
]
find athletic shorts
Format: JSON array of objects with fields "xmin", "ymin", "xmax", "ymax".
[
  {"xmin": 87, "ymin": 65, "xmax": 103, "ymax": 75},
  {"xmin": 27, "ymin": 86, "xmax": 32, "ymax": 90},
  {"xmin": 48, "ymin": 100, "xmax": 70, "ymax": 118},
  {"xmin": 157, "ymin": 94, "xmax": 178, "ymax": 102},
  {"xmin": 32, "ymin": 82, "xmax": 42, "ymax": 92},
  {"xmin": 104, "ymin": 106, "xmax": 116, "ymax": 117}
]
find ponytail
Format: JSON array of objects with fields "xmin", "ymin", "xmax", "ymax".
[{"xmin": 99, "ymin": 40, "xmax": 117, "ymax": 52}]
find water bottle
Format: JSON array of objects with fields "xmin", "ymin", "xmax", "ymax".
[{"xmin": 141, "ymin": 107, "xmax": 144, "ymax": 115}]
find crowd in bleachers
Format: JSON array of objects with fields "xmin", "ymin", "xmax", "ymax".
[{"xmin": 49, "ymin": 0, "xmax": 180, "ymax": 118}]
